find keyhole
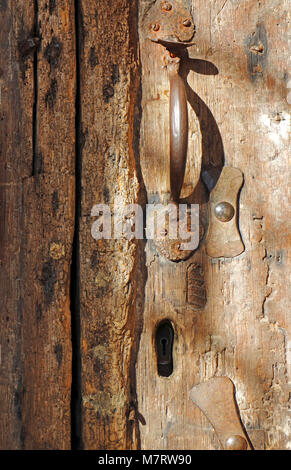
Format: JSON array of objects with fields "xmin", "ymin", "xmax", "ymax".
[{"xmin": 156, "ymin": 320, "xmax": 174, "ymax": 377}]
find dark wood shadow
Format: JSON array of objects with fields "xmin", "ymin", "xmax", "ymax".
[{"xmin": 180, "ymin": 55, "xmax": 225, "ymax": 200}]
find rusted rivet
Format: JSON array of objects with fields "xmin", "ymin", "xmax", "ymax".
[
  {"xmin": 225, "ymin": 435, "xmax": 248, "ymax": 450},
  {"xmin": 162, "ymin": 2, "xmax": 172, "ymax": 11},
  {"xmin": 183, "ymin": 19, "xmax": 192, "ymax": 27},
  {"xmin": 159, "ymin": 229, "xmax": 168, "ymax": 237},
  {"xmin": 214, "ymin": 201, "xmax": 235, "ymax": 222},
  {"xmin": 152, "ymin": 23, "xmax": 160, "ymax": 31},
  {"xmin": 249, "ymin": 43, "xmax": 264, "ymax": 54}
]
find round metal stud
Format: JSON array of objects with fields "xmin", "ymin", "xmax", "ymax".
[
  {"xmin": 152, "ymin": 23, "xmax": 160, "ymax": 31},
  {"xmin": 225, "ymin": 435, "xmax": 248, "ymax": 450},
  {"xmin": 183, "ymin": 19, "xmax": 192, "ymax": 27},
  {"xmin": 162, "ymin": 2, "xmax": 172, "ymax": 11},
  {"xmin": 214, "ymin": 201, "xmax": 235, "ymax": 222}
]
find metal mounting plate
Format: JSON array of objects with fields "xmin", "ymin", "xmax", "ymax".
[
  {"xmin": 190, "ymin": 377, "xmax": 252, "ymax": 450},
  {"xmin": 143, "ymin": 0, "xmax": 195, "ymax": 47},
  {"xmin": 206, "ymin": 166, "xmax": 244, "ymax": 258}
]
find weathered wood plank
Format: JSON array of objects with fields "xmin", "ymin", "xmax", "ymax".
[
  {"xmin": 77, "ymin": 0, "xmax": 143, "ymax": 449},
  {"xmin": 20, "ymin": 0, "xmax": 76, "ymax": 449},
  {"xmin": 0, "ymin": 0, "xmax": 76, "ymax": 449},
  {"xmin": 0, "ymin": 0, "xmax": 35, "ymax": 450},
  {"xmin": 137, "ymin": 0, "xmax": 290, "ymax": 450},
  {"xmin": 1, "ymin": 0, "xmax": 289, "ymax": 452}
]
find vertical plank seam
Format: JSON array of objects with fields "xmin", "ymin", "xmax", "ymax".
[{"xmin": 70, "ymin": 0, "xmax": 83, "ymax": 450}]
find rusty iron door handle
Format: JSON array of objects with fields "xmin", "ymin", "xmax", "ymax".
[
  {"xmin": 143, "ymin": 0, "xmax": 195, "ymax": 203},
  {"xmin": 143, "ymin": 1, "xmax": 245, "ymax": 261},
  {"xmin": 169, "ymin": 61, "xmax": 188, "ymax": 203}
]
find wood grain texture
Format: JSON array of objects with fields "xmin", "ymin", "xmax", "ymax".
[
  {"xmin": 0, "ymin": 0, "xmax": 35, "ymax": 450},
  {"xmin": 0, "ymin": 0, "xmax": 76, "ymax": 449},
  {"xmin": 136, "ymin": 0, "xmax": 290, "ymax": 450},
  {"xmin": 0, "ymin": 0, "xmax": 290, "ymax": 451},
  {"xmin": 77, "ymin": 0, "xmax": 144, "ymax": 450}
]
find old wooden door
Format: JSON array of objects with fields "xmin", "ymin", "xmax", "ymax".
[{"xmin": 0, "ymin": 0, "xmax": 290, "ymax": 450}]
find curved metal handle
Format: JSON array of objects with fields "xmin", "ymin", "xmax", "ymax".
[{"xmin": 169, "ymin": 63, "xmax": 188, "ymax": 203}]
